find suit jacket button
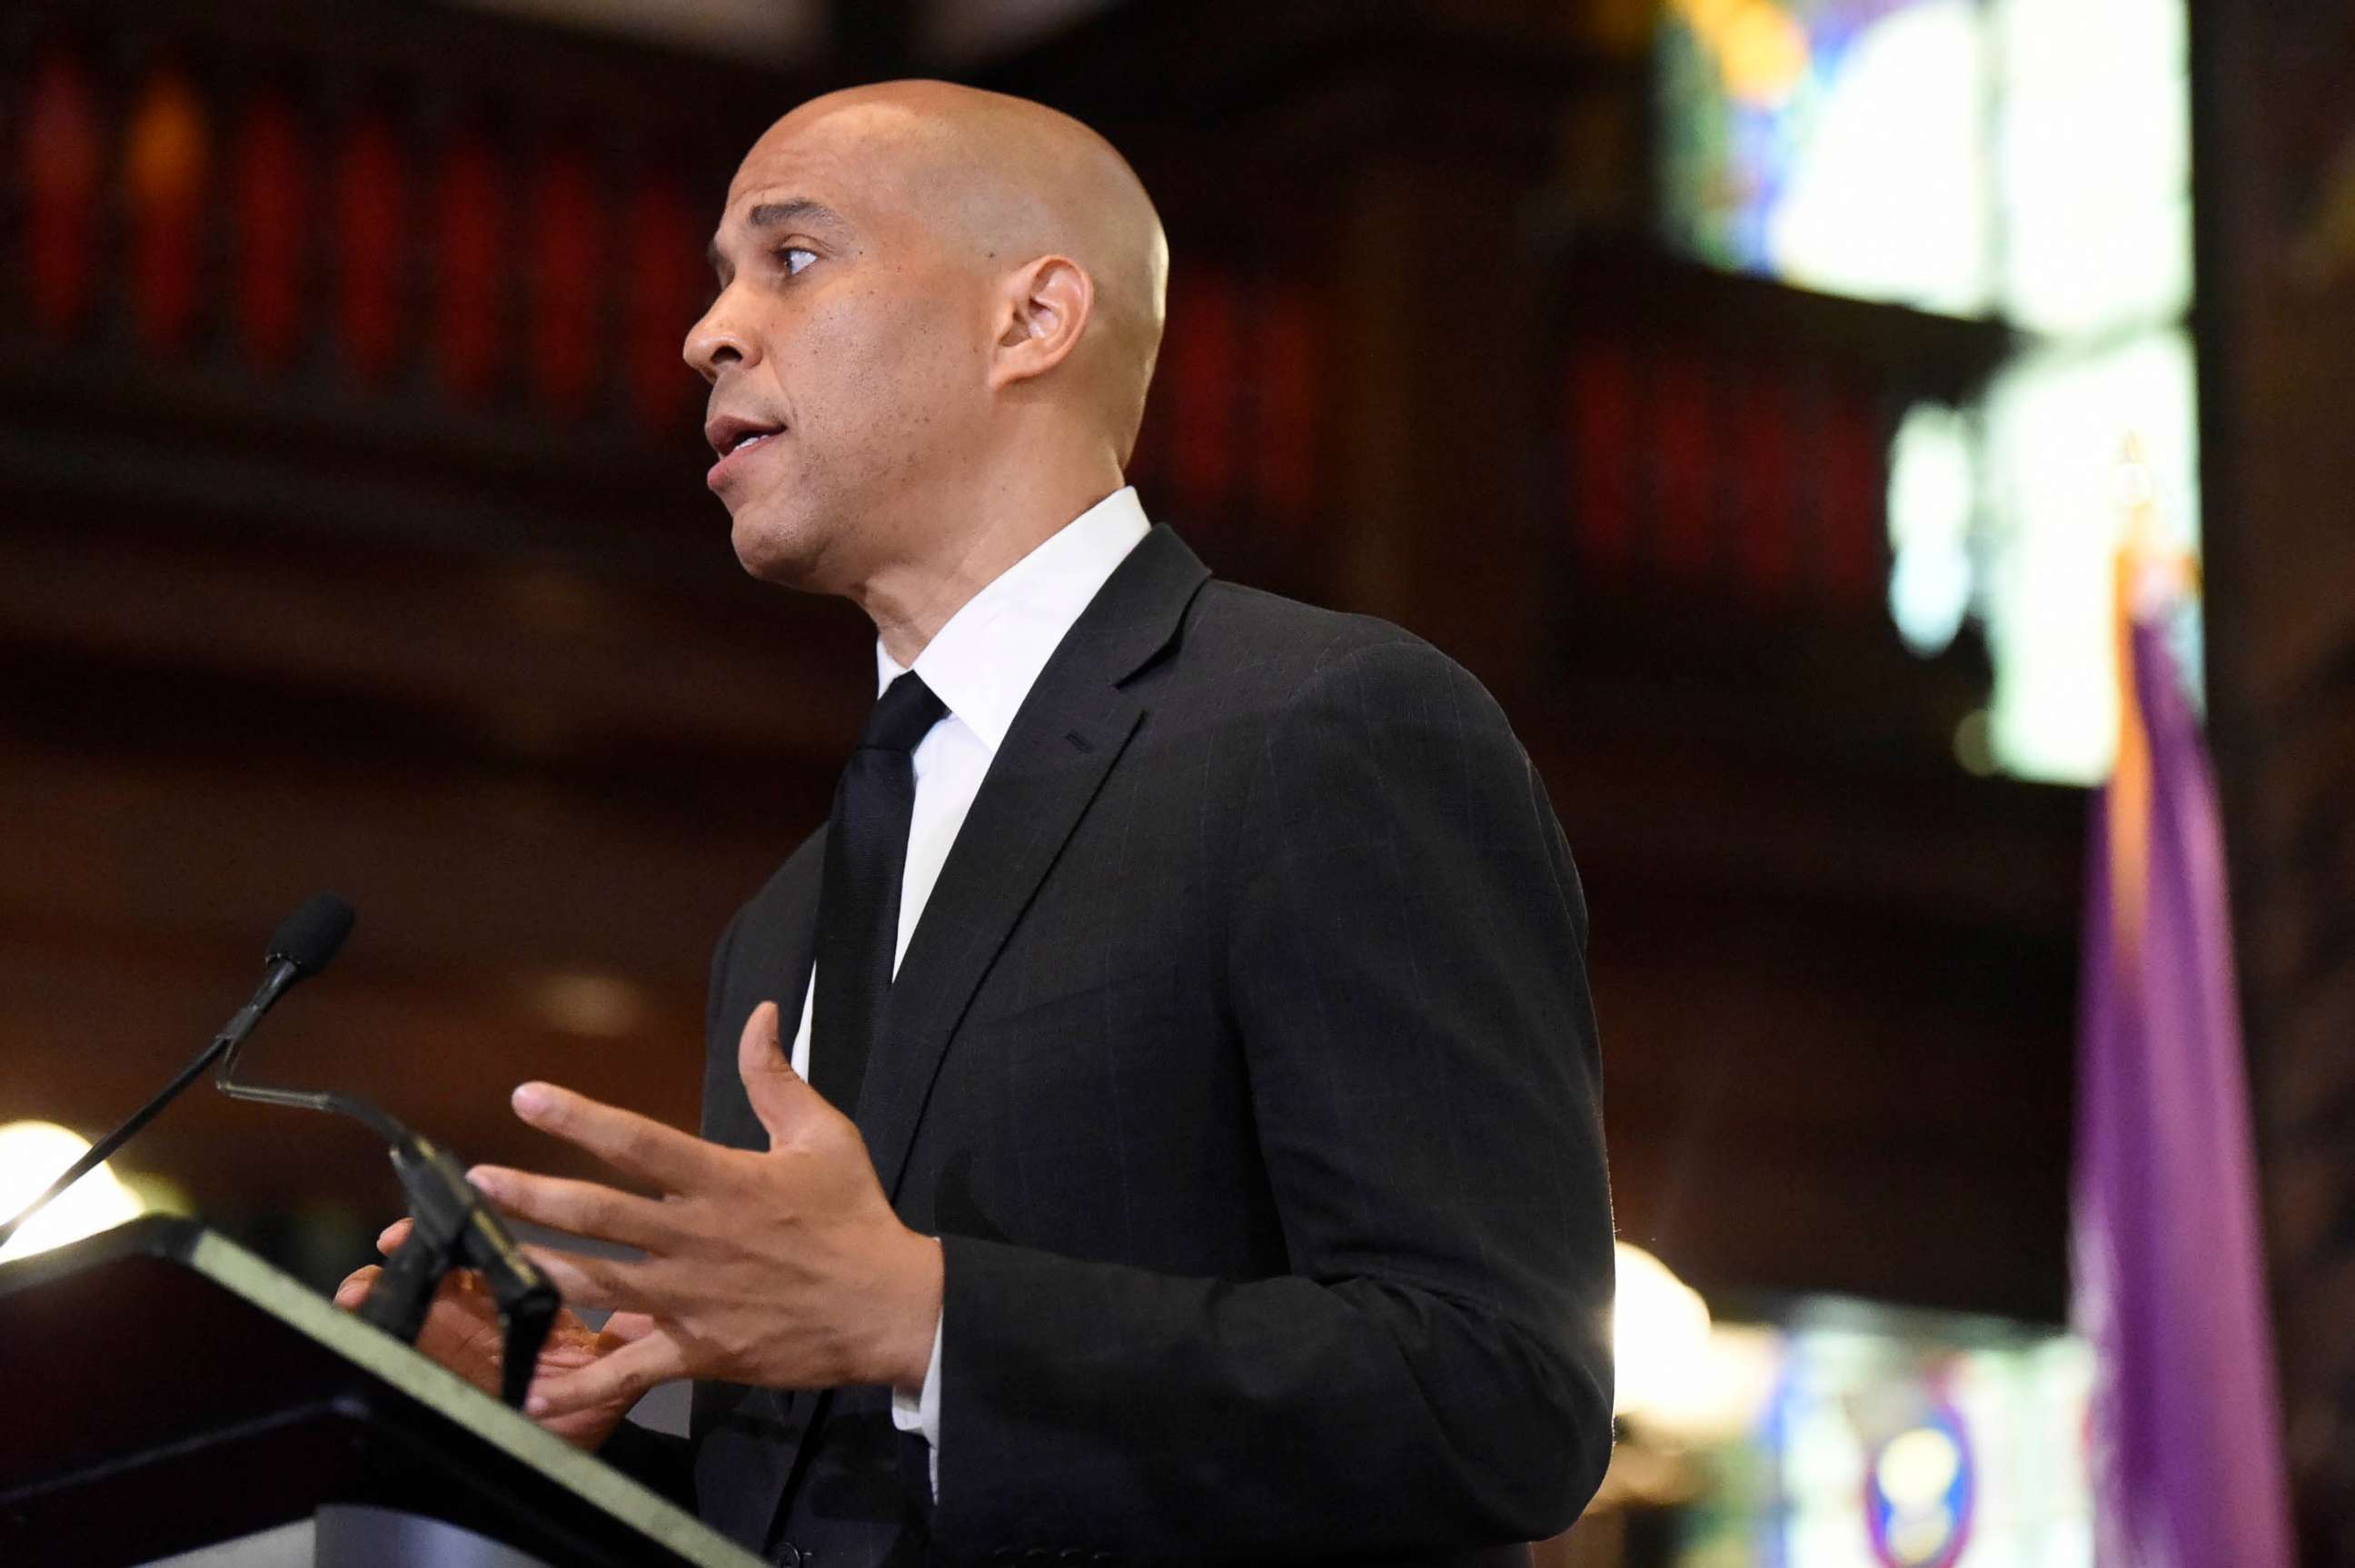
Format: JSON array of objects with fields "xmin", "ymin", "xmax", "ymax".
[{"xmin": 772, "ymin": 1546, "xmax": 803, "ymax": 1567}]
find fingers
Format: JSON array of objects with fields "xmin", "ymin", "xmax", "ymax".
[
  {"xmin": 333, "ymin": 1264, "xmax": 381, "ymax": 1309},
  {"xmin": 335, "ymin": 1263, "xmax": 491, "ymax": 1315},
  {"xmin": 520, "ymin": 1244, "xmax": 670, "ymax": 1315},
  {"xmin": 337, "ymin": 1251, "xmax": 621, "ymax": 1412},
  {"xmin": 736, "ymin": 1000, "xmax": 827, "ymax": 1144},
  {"xmin": 378, "ymin": 1217, "xmax": 412, "ymax": 1255},
  {"xmin": 600, "ymin": 1310, "xmax": 661, "ymax": 1346},
  {"xmin": 528, "ymin": 1332, "xmax": 687, "ymax": 1420},
  {"xmin": 538, "ymin": 1313, "xmax": 611, "ymax": 1359},
  {"xmin": 465, "ymin": 1166, "xmax": 671, "ymax": 1251},
  {"xmin": 508, "ymin": 1082, "xmax": 715, "ymax": 1193}
]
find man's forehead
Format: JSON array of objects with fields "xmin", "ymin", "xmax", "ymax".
[
  {"xmin": 724, "ymin": 144, "xmax": 844, "ymax": 223},
  {"xmin": 725, "ymin": 102, "xmax": 927, "ymax": 212}
]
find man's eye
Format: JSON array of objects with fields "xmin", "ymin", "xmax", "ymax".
[{"xmin": 780, "ymin": 246, "xmax": 817, "ymax": 276}]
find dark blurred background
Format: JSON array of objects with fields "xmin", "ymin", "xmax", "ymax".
[{"xmin": 3, "ymin": 0, "xmax": 2351, "ymax": 1562}]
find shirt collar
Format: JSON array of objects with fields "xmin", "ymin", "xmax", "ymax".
[{"xmin": 874, "ymin": 486, "xmax": 1152, "ymax": 753}]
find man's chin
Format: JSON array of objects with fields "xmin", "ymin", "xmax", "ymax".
[{"xmin": 730, "ymin": 509, "xmax": 829, "ymax": 590}]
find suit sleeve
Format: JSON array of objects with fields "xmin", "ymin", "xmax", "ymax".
[{"xmin": 929, "ymin": 636, "xmax": 1616, "ymax": 1559}]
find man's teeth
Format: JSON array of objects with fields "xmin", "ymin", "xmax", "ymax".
[{"xmin": 734, "ymin": 431, "xmax": 776, "ymax": 454}]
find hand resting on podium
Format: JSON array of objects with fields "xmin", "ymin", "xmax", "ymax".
[
  {"xmin": 334, "ymin": 1216, "xmax": 653, "ymax": 1450},
  {"xmin": 332, "ymin": 999, "xmax": 943, "ymax": 1450}
]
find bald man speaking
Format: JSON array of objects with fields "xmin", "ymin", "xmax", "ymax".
[{"xmin": 339, "ymin": 81, "xmax": 1614, "ymax": 1563}]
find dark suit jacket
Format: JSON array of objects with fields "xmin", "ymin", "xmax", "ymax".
[{"xmin": 603, "ymin": 524, "xmax": 1615, "ymax": 1565}]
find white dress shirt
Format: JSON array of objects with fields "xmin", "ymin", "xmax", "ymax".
[{"xmin": 784, "ymin": 486, "xmax": 1151, "ymax": 1490}]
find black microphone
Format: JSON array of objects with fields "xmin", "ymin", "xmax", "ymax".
[
  {"xmin": 226, "ymin": 893, "xmax": 357, "ymax": 1058},
  {"xmin": 208, "ymin": 907, "xmax": 560, "ymax": 1406},
  {"xmin": 0, "ymin": 893, "xmax": 355, "ymax": 1251}
]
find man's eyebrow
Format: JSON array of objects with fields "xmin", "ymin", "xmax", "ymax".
[
  {"xmin": 746, "ymin": 198, "xmax": 848, "ymax": 233},
  {"xmin": 708, "ymin": 198, "xmax": 850, "ymax": 283}
]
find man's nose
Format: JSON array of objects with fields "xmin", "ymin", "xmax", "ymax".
[{"xmin": 682, "ymin": 291, "xmax": 755, "ymax": 383}]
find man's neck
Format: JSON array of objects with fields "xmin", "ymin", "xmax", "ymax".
[{"xmin": 858, "ymin": 459, "xmax": 1124, "ymax": 667}]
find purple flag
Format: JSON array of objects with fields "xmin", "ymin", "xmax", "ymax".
[{"xmin": 2072, "ymin": 606, "xmax": 2294, "ymax": 1567}]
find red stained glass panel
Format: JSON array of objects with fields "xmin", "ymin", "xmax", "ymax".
[
  {"xmin": 334, "ymin": 117, "xmax": 406, "ymax": 383},
  {"xmin": 125, "ymin": 68, "xmax": 212, "ymax": 352},
  {"xmin": 1818, "ymin": 382, "xmax": 1886, "ymax": 606},
  {"xmin": 1249, "ymin": 282, "xmax": 1319, "ymax": 527},
  {"xmin": 1731, "ymin": 360, "xmax": 1798, "ymax": 603},
  {"xmin": 233, "ymin": 94, "xmax": 307, "ymax": 369},
  {"xmin": 1165, "ymin": 269, "xmax": 1237, "ymax": 517},
  {"xmin": 23, "ymin": 49, "xmax": 104, "ymax": 338},
  {"xmin": 530, "ymin": 153, "xmax": 603, "ymax": 413},
  {"xmin": 1568, "ymin": 337, "xmax": 1635, "ymax": 575},
  {"xmin": 1651, "ymin": 350, "xmax": 1716, "ymax": 579},
  {"xmin": 433, "ymin": 135, "xmax": 503, "ymax": 402},
  {"xmin": 625, "ymin": 175, "xmax": 704, "ymax": 433}
]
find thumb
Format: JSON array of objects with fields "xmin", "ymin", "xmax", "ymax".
[
  {"xmin": 600, "ymin": 1310, "xmax": 661, "ymax": 1346},
  {"xmin": 737, "ymin": 999, "xmax": 820, "ymax": 1145}
]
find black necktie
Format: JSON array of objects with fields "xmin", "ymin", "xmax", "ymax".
[{"xmin": 811, "ymin": 670, "xmax": 948, "ymax": 1117}]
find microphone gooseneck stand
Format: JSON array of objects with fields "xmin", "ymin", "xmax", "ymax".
[
  {"xmin": 0, "ymin": 892, "xmax": 559, "ymax": 1410},
  {"xmin": 214, "ymin": 1041, "xmax": 559, "ymax": 1409},
  {"xmin": 0, "ymin": 893, "xmax": 357, "ymax": 1253}
]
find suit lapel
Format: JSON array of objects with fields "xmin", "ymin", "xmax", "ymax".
[
  {"xmin": 854, "ymin": 688, "xmax": 1140, "ymax": 1196},
  {"xmin": 763, "ymin": 527, "xmax": 1207, "ymax": 1548},
  {"xmin": 702, "ymin": 840, "xmax": 825, "ymax": 1153},
  {"xmin": 855, "ymin": 523, "xmax": 1211, "ymax": 1200}
]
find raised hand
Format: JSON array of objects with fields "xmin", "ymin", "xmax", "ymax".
[{"xmin": 462, "ymin": 999, "xmax": 943, "ymax": 1424}]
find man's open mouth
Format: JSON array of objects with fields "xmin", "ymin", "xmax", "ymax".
[{"xmin": 705, "ymin": 415, "xmax": 785, "ymax": 458}]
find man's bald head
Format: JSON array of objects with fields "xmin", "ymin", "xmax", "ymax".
[
  {"xmin": 685, "ymin": 82, "xmax": 1169, "ymax": 615},
  {"xmin": 743, "ymin": 82, "xmax": 1168, "ymax": 450}
]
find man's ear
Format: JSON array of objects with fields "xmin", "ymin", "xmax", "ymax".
[{"xmin": 988, "ymin": 255, "xmax": 1093, "ymax": 390}]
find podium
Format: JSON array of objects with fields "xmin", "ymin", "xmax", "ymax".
[{"xmin": 0, "ymin": 1216, "xmax": 763, "ymax": 1567}]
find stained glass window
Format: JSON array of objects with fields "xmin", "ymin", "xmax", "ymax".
[
  {"xmin": 1659, "ymin": 0, "xmax": 1994, "ymax": 317},
  {"xmin": 1661, "ymin": 0, "xmax": 2197, "ymax": 784},
  {"xmin": 1657, "ymin": 1301, "xmax": 2094, "ymax": 1568}
]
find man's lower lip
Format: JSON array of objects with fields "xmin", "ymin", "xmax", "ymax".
[{"xmin": 706, "ymin": 433, "xmax": 782, "ymax": 491}]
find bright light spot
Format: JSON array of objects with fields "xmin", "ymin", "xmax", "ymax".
[
  {"xmin": 1717, "ymin": 4, "xmax": 1811, "ymax": 108},
  {"xmin": 1620, "ymin": 1243, "xmax": 1780, "ymax": 1431},
  {"xmin": 1889, "ymin": 542, "xmax": 1972, "ymax": 658},
  {"xmin": 526, "ymin": 972, "xmax": 648, "ymax": 1038},
  {"xmin": 0, "ymin": 1122, "xmax": 147, "ymax": 1263},
  {"xmin": 2113, "ymin": 439, "xmax": 2158, "ymax": 511},
  {"xmin": 1993, "ymin": 0, "xmax": 2191, "ymax": 334},
  {"xmin": 1764, "ymin": 0, "xmax": 1992, "ymax": 316},
  {"xmin": 120, "ymin": 1169, "xmax": 194, "ymax": 1217},
  {"xmin": 1982, "ymin": 329, "xmax": 2197, "ymax": 782},
  {"xmin": 1888, "ymin": 403, "xmax": 1978, "ymax": 656},
  {"xmin": 1615, "ymin": 1242, "xmax": 1712, "ymax": 1424},
  {"xmin": 1890, "ymin": 405, "xmax": 1976, "ymax": 553},
  {"xmin": 1887, "ymin": 1503, "xmax": 1960, "ymax": 1563},
  {"xmin": 1875, "ymin": 1424, "xmax": 1967, "ymax": 1563},
  {"xmin": 1614, "ymin": 1243, "xmax": 1783, "ymax": 1444},
  {"xmin": 1877, "ymin": 1424, "xmax": 1964, "ymax": 1505}
]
